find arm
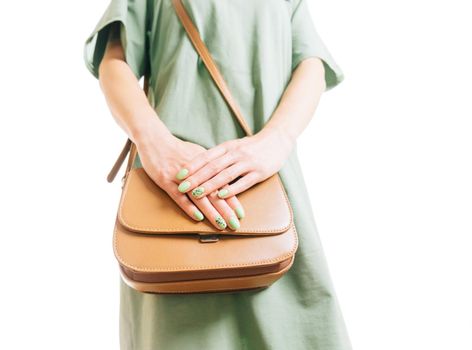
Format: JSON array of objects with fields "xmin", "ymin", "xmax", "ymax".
[
  {"xmin": 98, "ymin": 23, "xmax": 245, "ymax": 230},
  {"xmin": 258, "ymin": 57, "xmax": 326, "ymax": 148},
  {"xmin": 174, "ymin": 56, "xmax": 326, "ymax": 199},
  {"xmin": 98, "ymin": 23, "xmax": 172, "ymax": 145}
]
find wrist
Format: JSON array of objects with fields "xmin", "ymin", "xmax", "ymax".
[
  {"xmin": 130, "ymin": 115, "xmax": 175, "ymax": 148},
  {"xmin": 256, "ymin": 123, "xmax": 296, "ymax": 150}
]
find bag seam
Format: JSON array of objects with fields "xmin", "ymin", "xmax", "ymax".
[{"xmin": 113, "ymin": 222, "xmax": 299, "ymax": 272}]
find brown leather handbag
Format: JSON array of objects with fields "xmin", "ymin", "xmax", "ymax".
[{"xmin": 105, "ymin": 0, "xmax": 298, "ymax": 294}]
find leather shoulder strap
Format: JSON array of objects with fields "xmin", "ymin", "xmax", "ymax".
[{"xmin": 106, "ymin": 138, "xmax": 132, "ymax": 183}]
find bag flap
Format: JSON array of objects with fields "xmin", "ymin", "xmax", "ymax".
[{"xmin": 118, "ymin": 167, "xmax": 293, "ymax": 235}]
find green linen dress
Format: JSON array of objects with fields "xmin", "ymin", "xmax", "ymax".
[{"xmin": 83, "ymin": 0, "xmax": 351, "ymax": 349}]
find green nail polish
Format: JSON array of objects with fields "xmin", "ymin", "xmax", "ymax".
[
  {"xmin": 215, "ymin": 215, "xmax": 227, "ymax": 229},
  {"xmin": 217, "ymin": 189, "xmax": 229, "ymax": 198},
  {"xmin": 192, "ymin": 186, "xmax": 205, "ymax": 197},
  {"xmin": 176, "ymin": 168, "xmax": 189, "ymax": 180},
  {"xmin": 193, "ymin": 210, "xmax": 204, "ymax": 221},
  {"xmin": 235, "ymin": 206, "xmax": 245, "ymax": 219},
  {"xmin": 228, "ymin": 216, "xmax": 240, "ymax": 230},
  {"xmin": 178, "ymin": 180, "xmax": 191, "ymax": 192}
]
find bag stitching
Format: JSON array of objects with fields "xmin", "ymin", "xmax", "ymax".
[
  {"xmin": 123, "ymin": 263, "xmax": 292, "ymax": 294},
  {"xmin": 118, "ymin": 169, "xmax": 294, "ymax": 234},
  {"xmin": 114, "ymin": 222, "xmax": 298, "ymax": 271}
]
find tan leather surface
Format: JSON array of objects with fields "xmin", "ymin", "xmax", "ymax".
[
  {"xmin": 121, "ymin": 258, "xmax": 293, "ymax": 283},
  {"xmin": 119, "ymin": 167, "xmax": 293, "ymax": 234},
  {"xmin": 118, "ymin": 255, "xmax": 295, "ymax": 294},
  {"xmin": 114, "ymin": 217, "xmax": 298, "ymax": 272},
  {"xmin": 107, "ymin": 138, "xmax": 132, "ymax": 183}
]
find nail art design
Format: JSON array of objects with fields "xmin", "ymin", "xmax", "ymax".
[
  {"xmin": 192, "ymin": 186, "xmax": 205, "ymax": 198},
  {"xmin": 217, "ymin": 188, "xmax": 229, "ymax": 198},
  {"xmin": 235, "ymin": 206, "xmax": 245, "ymax": 219},
  {"xmin": 215, "ymin": 215, "xmax": 227, "ymax": 229},
  {"xmin": 228, "ymin": 216, "xmax": 240, "ymax": 230},
  {"xmin": 176, "ymin": 168, "xmax": 189, "ymax": 180},
  {"xmin": 193, "ymin": 209, "xmax": 204, "ymax": 221},
  {"xmin": 178, "ymin": 180, "xmax": 191, "ymax": 192}
]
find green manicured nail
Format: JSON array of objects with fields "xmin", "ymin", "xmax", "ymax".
[
  {"xmin": 217, "ymin": 189, "xmax": 229, "ymax": 198},
  {"xmin": 215, "ymin": 215, "xmax": 227, "ymax": 229},
  {"xmin": 193, "ymin": 209, "xmax": 204, "ymax": 221},
  {"xmin": 228, "ymin": 216, "xmax": 240, "ymax": 230},
  {"xmin": 192, "ymin": 186, "xmax": 205, "ymax": 198},
  {"xmin": 235, "ymin": 206, "xmax": 245, "ymax": 219},
  {"xmin": 178, "ymin": 180, "xmax": 191, "ymax": 192},
  {"xmin": 176, "ymin": 168, "xmax": 189, "ymax": 180}
]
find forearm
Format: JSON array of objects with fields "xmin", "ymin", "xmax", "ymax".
[
  {"xmin": 97, "ymin": 25, "xmax": 173, "ymax": 145},
  {"xmin": 257, "ymin": 57, "xmax": 326, "ymax": 145}
]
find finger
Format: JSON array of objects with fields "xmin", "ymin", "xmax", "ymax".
[
  {"xmin": 174, "ymin": 144, "xmax": 227, "ymax": 181},
  {"xmin": 180, "ymin": 154, "xmax": 240, "ymax": 198},
  {"xmin": 207, "ymin": 190, "xmax": 241, "ymax": 230},
  {"xmin": 164, "ymin": 183, "xmax": 206, "ymax": 222},
  {"xmin": 221, "ymin": 185, "xmax": 245, "ymax": 220},
  {"xmin": 189, "ymin": 194, "xmax": 229, "ymax": 230},
  {"xmin": 194, "ymin": 162, "xmax": 248, "ymax": 199},
  {"xmin": 217, "ymin": 171, "xmax": 261, "ymax": 198}
]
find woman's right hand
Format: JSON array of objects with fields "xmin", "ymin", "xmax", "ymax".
[
  {"xmin": 97, "ymin": 27, "xmax": 243, "ymax": 230},
  {"xmin": 134, "ymin": 123, "xmax": 244, "ymax": 230}
]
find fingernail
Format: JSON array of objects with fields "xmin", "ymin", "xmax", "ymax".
[
  {"xmin": 228, "ymin": 216, "xmax": 240, "ymax": 230},
  {"xmin": 192, "ymin": 186, "xmax": 205, "ymax": 198},
  {"xmin": 235, "ymin": 206, "xmax": 245, "ymax": 219},
  {"xmin": 215, "ymin": 215, "xmax": 227, "ymax": 229},
  {"xmin": 217, "ymin": 188, "xmax": 229, "ymax": 198},
  {"xmin": 176, "ymin": 168, "xmax": 189, "ymax": 180},
  {"xmin": 178, "ymin": 180, "xmax": 191, "ymax": 192},
  {"xmin": 193, "ymin": 209, "xmax": 204, "ymax": 221}
]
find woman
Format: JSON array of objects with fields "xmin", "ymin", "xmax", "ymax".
[{"xmin": 83, "ymin": 0, "xmax": 351, "ymax": 349}]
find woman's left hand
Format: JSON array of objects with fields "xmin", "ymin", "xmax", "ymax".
[{"xmin": 174, "ymin": 127, "xmax": 295, "ymax": 200}]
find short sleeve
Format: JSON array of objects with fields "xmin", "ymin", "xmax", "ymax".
[
  {"xmin": 291, "ymin": 0, "xmax": 345, "ymax": 91},
  {"xmin": 83, "ymin": 0, "xmax": 152, "ymax": 80}
]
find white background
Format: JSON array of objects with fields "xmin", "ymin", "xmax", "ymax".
[{"xmin": 0, "ymin": 0, "xmax": 471, "ymax": 349}]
